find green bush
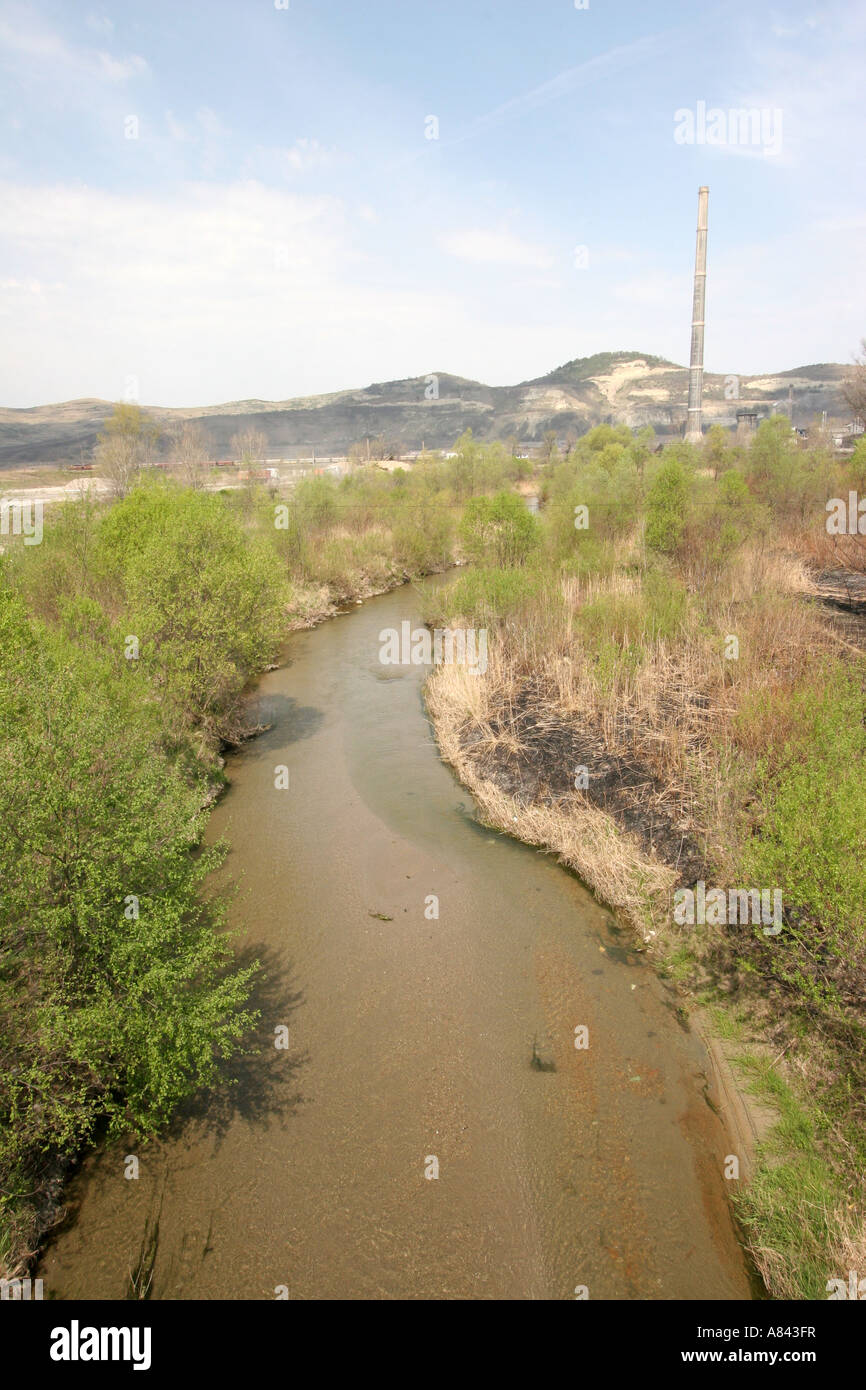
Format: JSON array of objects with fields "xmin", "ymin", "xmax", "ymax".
[
  {"xmin": 546, "ymin": 460, "xmax": 641, "ymax": 558},
  {"xmin": 96, "ymin": 485, "xmax": 287, "ymax": 736},
  {"xmin": 0, "ymin": 591, "xmax": 259, "ymax": 1217},
  {"xmin": 458, "ymin": 490, "xmax": 540, "ymax": 567},
  {"xmin": 392, "ymin": 498, "xmax": 454, "ymax": 575},
  {"xmin": 435, "ymin": 566, "xmax": 540, "ymax": 624},
  {"xmin": 645, "ymin": 459, "xmax": 689, "ymax": 554}
]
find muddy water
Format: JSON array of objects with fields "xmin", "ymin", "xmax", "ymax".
[{"xmin": 40, "ymin": 578, "xmax": 752, "ymax": 1300}]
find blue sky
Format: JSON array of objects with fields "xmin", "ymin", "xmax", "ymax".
[{"xmin": 0, "ymin": 0, "xmax": 863, "ymax": 406}]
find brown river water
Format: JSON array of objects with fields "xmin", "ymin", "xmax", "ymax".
[{"xmin": 40, "ymin": 577, "xmax": 753, "ymax": 1300}]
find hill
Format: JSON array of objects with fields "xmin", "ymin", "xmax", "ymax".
[{"xmin": 0, "ymin": 352, "xmax": 851, "ymax": 467}]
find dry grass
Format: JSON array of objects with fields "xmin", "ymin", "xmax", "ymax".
[
  {"xmin": 430, "ymin": 547, "xmax": 844, "ymax": 888},
  {"xmin": 785, "ymin": 521, "xmax": 866, "ymax": 574},
  {"xmin": 426, "ymin": 658, "xmax": 676, "ymax": 934},
  {"xmin": 836, "ymin": 1223, "xmax": 866, "ymax": 1281}
]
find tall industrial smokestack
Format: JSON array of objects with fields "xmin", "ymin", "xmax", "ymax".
[{"xmin": 684, "ymin": 185, "xmax": 709, "ymax": 444}]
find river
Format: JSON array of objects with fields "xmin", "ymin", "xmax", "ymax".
[{"xmin": 39, "ymin": 576, "xmax": 753, "ymax": 1300}]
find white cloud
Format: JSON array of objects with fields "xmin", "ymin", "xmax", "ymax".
[
  {"xmin": 165, "ymin": 109, "xmax": 189, "ymax": 142},
  {"xmin": 768, "ymin": 13, "xmax": 818, "ymax": 38},
  {"xmin": 509, "ymin": 277, "xmax": 563, "ymax": 291},
  {"xmin": 282, "ymin": 138, "xmax": 334, "ymax": 172},
  {"xmin": 164, "ymin": 106, "xmax": 228, "ymax": 145},
  {"xmin": 813, "ymin": 214, "xmax": 866, "ymax": 234},
  {"xmin": 441, "ymin": 227, "xmax": 553, "ymax": 269},
  {"xmin": 0, "ymin": 180, "xmax": 485, "ymax": 404},
  {"xmin": 0, "ymin": 275, "xmax": 48, "ymax": 293},
  {"xmin": 196, "ymin": 106, "xmax": 225, "ymax": 138},
  {"xmin": 0, "ymin": 166, "xmax": 860, "ymax": 405},
  {"xmin": 0, "ymin": 16, "xmax": 68, "ymax": 62},
  {"xmin": 85, "ymin": 12, "xmax": 115, "ymax": 37},
  {"xmin": 242, "ymin": 139, "xmax": 337, "ymax": 182},
  {"xmin": 96, "ymin": 50, "xmax": 148, "ymax": 82},
  {"xmin": 0, "ymin": 12, "xmax": 148, "ymax": 83}
]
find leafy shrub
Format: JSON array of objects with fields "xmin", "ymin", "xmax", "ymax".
[
  {"xmin": 436, "ymin": 566, "xmax": 540, "ymax": 623},
  {"xmin": 96, "ymin": 485, "xmax": 287, "ymax": 736},
  {"xmin": 0, "ymin": 594, "xmax": 259, "ymax": 1234},
  {"xmin": 458, "ymin": 490, "xmax": 540, "ymax": 567},
  {"xmin": 645, "ymin": 459, "xmax": 689, "ymax": 554}
]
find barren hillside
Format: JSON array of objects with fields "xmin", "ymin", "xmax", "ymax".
[{"xmin": 0, "ymin": 352, "xmax": 849, "ymax": 467}]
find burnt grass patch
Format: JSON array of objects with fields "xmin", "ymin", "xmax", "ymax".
[
  {"xmin": 459, "ymin": 679, "xmax": 706, "ymax": 887},
  {"xmin": 811, "ymin": 568, "xmax": 866, "ymax": 647}
]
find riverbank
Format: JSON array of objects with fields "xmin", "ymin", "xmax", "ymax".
[
  {"xmin": 423, "ymin": 656, "xmax": 773, "ymax": 1163},
  {"xmin": 36, "ymin": 572, "xmax": 754, "ymax": 1300},
  {"xmin": 4, "ymin": 445, "xmax": 533, "ymax": 1283},
  {"xmin": 1, "ymin": 459, "xmax": 477, "ymax": 1282},
  {"xmin": 425, "ymin": 665, "xmax": 776, "ymax": 1167},
  {"xmin": 422, "ymin": 547, "xmax": 866, "ymax": 1299}
]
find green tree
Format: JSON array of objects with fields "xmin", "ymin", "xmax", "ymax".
[
  {"xmin": 747, "ymin": 416, "xmax": 796, "ymax": 493},
  {"xmin": 849, "ymin": 435, "xmax": 866, "ymax": 490},
  {"xmin": 459, "ymin": 490, "xmax": 540, "ymax": 567},
  {"xmin": 96, "ymin": 485, "xmax": 287, "ymax": 739},
  {"xmin": 626, "ymin": 426, "xmax": 655, "ymax": 477},
  {"xmin": 645, "ymin": 459, "xmax": 688, "ymax": 555},
  {"xmin": 447, "ymin": 429, "xmax": 479, "ymax": 500},
  {"xmin": 703, "ymin": 423, "xmax": 731, "ymax": 479}
]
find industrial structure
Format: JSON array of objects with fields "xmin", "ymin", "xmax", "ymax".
[{"xmin": 684, "ymin": 185, "xmax": 709, "ymax": 444}]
